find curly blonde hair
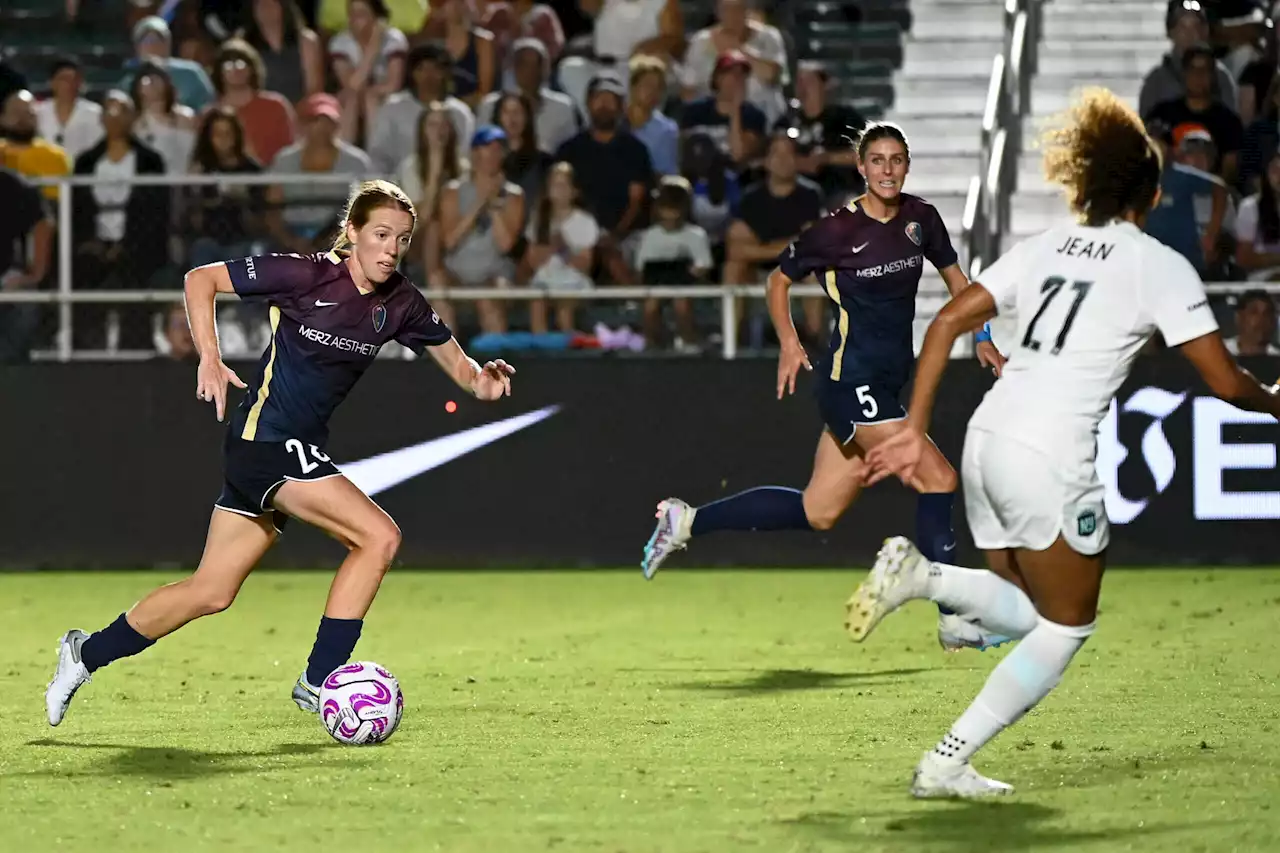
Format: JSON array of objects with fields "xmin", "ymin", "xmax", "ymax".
[{"xmin": 1040, "ymin": 87, "xmax": 1162, "ymax": 226}]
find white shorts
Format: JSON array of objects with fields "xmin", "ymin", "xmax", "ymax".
[{"xmin": 961, "ymin": 426, "xmax": 1109, "ymax": 556}]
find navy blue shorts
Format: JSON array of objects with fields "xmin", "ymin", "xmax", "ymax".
[
  {"xmin": 814, "ymin": 377, "xmax": 908, "ymax": 445},
  {"xmin": 215, "ymin": 434, "xmax": 341, "ymax": 533}
]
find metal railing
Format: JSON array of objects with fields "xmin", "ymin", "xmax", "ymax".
[
  {"xmin": 962, "ymin": 0, "xmax": 1040, "ymax": 275},
  {"xmin": 3, "ymin": 171, "xmax": 960, "ymax": 362}
]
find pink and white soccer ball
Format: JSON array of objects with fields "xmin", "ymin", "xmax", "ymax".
[{"xmin": 319, "ymin": 661, "xmax": 404, "ymax": 745}]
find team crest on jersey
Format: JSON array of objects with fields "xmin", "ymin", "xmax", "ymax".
[
  {"xmin": 372, "ymin": 303, "xmax": 387, "ymax": 333},
  {"xmin": 1077, "ymin": 509, "xmax": 1097, "ymax": 537},
  {"xmin": 905, "ymin": 221, "xmax": 922, "ymax": 246}
]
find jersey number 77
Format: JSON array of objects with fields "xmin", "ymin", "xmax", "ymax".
[{"xmin": 1022, "ymin": 276, "xmax": 1094, "ymax": 355}]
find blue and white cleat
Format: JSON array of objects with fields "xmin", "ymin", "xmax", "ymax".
[
  {"xmin": 292, "ymin": 674, "xmax": 320, "ymax": 713},
  {"xmin": 937, "ymin": 613, "xmax": 1012, "ymax": 653},
  {"xmin": 46, "ymin": 629, "xmax": 91, "ymax": 727},
  {"xmin": 641, "ymin": 498, "xmax": 695, "ymax": 579}
]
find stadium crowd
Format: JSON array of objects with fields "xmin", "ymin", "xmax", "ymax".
[{"xmin": 0, "ymin": 0, "xmax": 873, "ymax": 360}]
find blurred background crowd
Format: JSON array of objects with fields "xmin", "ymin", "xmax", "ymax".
[{"xmin": 0, "ymin": 0, "xmax": 1277, "ymax": 362}]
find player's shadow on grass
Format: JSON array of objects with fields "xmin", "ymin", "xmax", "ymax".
[
  {"xmin": 21, "ymin": 739, "xmax": 362, "ymax": 782},
  {"xmin": 783, "ymin": 801, "xmax": 1219, "ymax": 852},
  {"xmin": 675, "ymin": 667, "xmax": 932, "ymax": 696}
]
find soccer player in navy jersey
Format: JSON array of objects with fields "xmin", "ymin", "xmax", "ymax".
[
  {"xmin": 641, "ymin": 123, "xmax": 1008, "ymax": 652},
  {"xmin": 45, "ymin": 180, "xmax": 516, "ymax": 726}
]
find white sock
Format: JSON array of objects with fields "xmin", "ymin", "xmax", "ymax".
[
  {"xmin": 931, "ymin": 617, "xmax": 1095, "ymax": 766},
  {"xmin": 925, "ymin": 562, "xmax": 1040, "ymax": 639}
]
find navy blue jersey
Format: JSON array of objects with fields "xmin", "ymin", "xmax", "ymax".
[
  {"xmin": 778, "ymin": 193, "xmax": 958, "ymax": 388},
  {"xmin": 226, "ymin": 251, "xmax": 453, "ymax": 445}
]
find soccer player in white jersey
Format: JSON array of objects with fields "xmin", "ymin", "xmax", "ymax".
[{"xmin": 842, "ymin": 88, "xmax": 1280, "ymax": 799}]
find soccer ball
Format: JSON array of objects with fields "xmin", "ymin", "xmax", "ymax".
[{"xmin": 319, "ymin": 661, "xmax": 404, "ymax": 745}]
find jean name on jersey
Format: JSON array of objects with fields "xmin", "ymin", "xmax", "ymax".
[
  {"xmin": 856, "ymin": 254, "xmax": 923, "ymax": 278},
  {"xmin": 1055, "ymin": 236, "xmax": 1114, "ymax": 260},
  {"xmin": 298, "ymin": 324, "xmax": 382, "ymax": 356}
]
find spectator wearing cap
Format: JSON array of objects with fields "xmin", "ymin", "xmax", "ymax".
[
  {"xmin": 1173, "ymin": 128, "xmax": 1236, "ymax": 262},
  {"xmin": 0, "ymin": 88, "xmax": 73, "ymax": 202},
  {"xmin": 1216, "ymin": 0, "xmax": 1270, "ymax": 81},
  {"xmin": 369, "ymin": 43, "xmax": 474, "ymax": 177},
  {"xmin": 71, "ymin": 91, "xmax": 169, "ymax": 353},
  {"xmin": 680, "ymin": 51, "xmax": 768, "ymax": 168},
  {"xmin": 267, "ymin": 93, "xmax": 374, "ymax": 254},
  {"xmin": 1235, "ymin": 149, "xmax": 1280, "ymax": 280},
  {"xmin": 557, "ymin": 0, "xmax": 686, "ymax": 117},
  {"xmin": 1224, "ymin": 290, "xmax": 1280, "ymax": 354},
  {"xmin": 1139, "ymin": 1, "xmax": 1239, "ymax": 118},
  {"xmin": 625, "ymin": 54, "xmax": 679, "ymax": 176},
  {"xmin": 237, "ymin": 0, "xmax": 326, "ymax": 107},
  {"xmin": 554, "ymin": 76, "xmax": 654, "ymax": 282},
  {"xmin": 122, "ymin": 16, "xmax": 215, "ymax": 112},
  {"xmin": 634, "ymin": 175, "xmax": 713, "ymax": 348},
  {"xmin": 476, "ymin": 39, "xmax": 579, "ymax": 154},
  {"xmin": 423, "ymin": 0, "xmax": 497, "ymax": 109},
  {"xmin": 330, "ymin": 0, "xmax": 411, "ymax": 143},
  {"xmin": 210, "ymin": 39, "xmax": 296, "ymax": 167},
  {"xmin": 34, "ymin": 58, "xmax": 103, "ymax": 162},
  {"xmin": 773, "ymin": 61, "xmax": 866, "ymax": 206},
  {"xmin": 681, "ymin": 0, "xmax": 788, "ymax": 123},
  {"xmin": 1146, "ymin": 44, "xmax": 1244, "ymax": 185},
  {"xmin": 439, "ymin": 125, "xmax": 525, "ymax": 333},
  {"xmin": 724, "ymin": 132, "xmax": 825, "ymax": 341},
  {"xmin": 1144, "ymin": 121, "xmax": 1212, "ymax": 275},
  {"xmin": 479, "ymin": 0, "xmax": 566, "ymax": 68}
]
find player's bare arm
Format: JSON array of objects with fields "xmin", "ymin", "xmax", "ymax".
[
  {"xmin": 1178, "ymin": 332, "xmax": 1280, "ymax": 419},
  {"xmin": 865, "ymin": 282, "xmax": 997, "ymax": 486},
  {"xmin": 938, "ymin": 262, "xmax": 1005, "ymax": 377},
  {"xmin": 184, "ymin": 261, "xmax": 246, "ymax": 423},
  {"xmin": 766, "ymin": 265, "xmax": 812, "ymax": 399},
  {"xmin": 426, "ymin": 337, "xmax": 515, "ymax": 401}
]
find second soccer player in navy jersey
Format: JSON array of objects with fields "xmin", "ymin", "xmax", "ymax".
[
  {"xmin": 46, "ymin": 180, "xmax": 517, "ymax": 727},
  {"xmin": 641, "ymin": 123, "xmax": 1009, "ymax": 652}
]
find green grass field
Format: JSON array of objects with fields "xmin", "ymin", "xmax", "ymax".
[{"xmin": 2, "ymin": 569, "xmax": 1278, "ymax": 852}]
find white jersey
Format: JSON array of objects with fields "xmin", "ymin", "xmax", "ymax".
[{"xmin": 968, "ymin": 220, "xmax": 1218, "ymax": 470}]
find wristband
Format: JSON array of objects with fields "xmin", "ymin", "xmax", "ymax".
[{"xmin": 974, "ymin": 323, "xmax": 992, "ymax": 343}]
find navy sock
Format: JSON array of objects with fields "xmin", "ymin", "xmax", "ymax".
[
  {"xmin": 690, "ymin": 487, "xmax": 813, "ymax": 536},
  {"xmin": 917, "ymin": 492, "xmax": 958, "ymax": 615},
  {"xmin": 80, "ymin": 613, "xmax": 155, "ymax": 674},
  {"xmin": 305, "ymin": 617, "xmax": 364, "ymax": 687}
]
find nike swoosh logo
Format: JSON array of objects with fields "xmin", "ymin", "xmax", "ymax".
[
  {"xmin": 340, "ymin": 405, "xmax": 560, "ymax": 496},
  {"xmin": 315, "ymin": 300, "xmax": 339, "ymax": 307},
  {"xmin": 851, "ymin": 242, "xmax": 869, "ymax": 253}
]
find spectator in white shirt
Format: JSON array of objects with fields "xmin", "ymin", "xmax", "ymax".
[
  {"xmin": 634, "ymin": 175, "xmax": 713, "ymax": 347},
  {"xmin": 1224, "ymin": 290, "xmax": 1280, "ymax": 355},
  {"xmin": 680, "ymin": 0, "xmax": 787, "ymax": 123},
  {"xmin": 476, "ymin": 39, "xmax": 579, "ymax": 154},
  {"xmin": 330, "ymin": 0, "xmax": 410, "ymax": 143},
  {"xmin": 526, "ymin": 161, "xmax": 599, "ymax": 332},
  {"xmin": 34, "ymin": 57, "xmax": 103, "ymax": 161},
  {"xmin": 368, "ymin": 43, "xmax": 473, "ymax": 177}
]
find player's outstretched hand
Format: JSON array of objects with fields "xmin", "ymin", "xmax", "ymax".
[
  {"xmin": 976, "ymin": 340, "xmax": 1005, "ymax": 377},
  {"xmin": 776, "ymin": 340, "xmax": 813, "ymax": 399},
  {"xmin": 472, "ymin": 359, "xmax": 515, "ymax": 400},
  {"xmin": 195, "ymin": 357, "xmax": 247, "ymax": 423},
  {"xmin": 864, "ymin": 427, "xmax": 927, "ymax": 487}
]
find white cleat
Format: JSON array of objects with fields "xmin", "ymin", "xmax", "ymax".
[
  {"xmin": 911, "ymin": 751, "xmax": 1013, "ymax": 799},
  {"xmin": 937, "ymin": 612, "xmax": 1013, "ymax": 653},
  {"xmin": 844, "ymin": 536, "xmax": 931, "ymax": 641},
  {"xmin": 292, "ymin": 674, "xmax": 320, "ymax": 713},
  {"xmin": 641, "ymin": 498, "xmax": 695, "ymax": 580},
  {"xmin": 46, "ymin": 629, "xmax": 92, "ymax": 727}
]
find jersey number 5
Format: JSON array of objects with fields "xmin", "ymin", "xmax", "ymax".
[
  {"xmin": 1022, "ymin": 276, "xmax": 1093, "ymax": 355},
  {"xmin": 855, "ymin": 385, "xmax": 879, "ymax": 419},
  {"xmin": 285, "ymin": 439, "xmax": 331, "ymax": 474}
]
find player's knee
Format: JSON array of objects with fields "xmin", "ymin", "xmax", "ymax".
[
  {"xmin": 193, "ymin": 583, "xmax": 238, "ymax": 616},
  {"xmin": 361, "ymin": 520, "xmax": 402, "ymax": 569}
]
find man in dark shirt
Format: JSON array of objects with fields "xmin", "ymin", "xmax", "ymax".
[
  {"xmin": 1145, "ymin": 43, "xmax": 1244, "ymax": 184},
  {"xmin": 724, "ymin": 133, "xmax": 826, "ymax": 341},
  {"xmin": 555, "ymin": 75, "xmax": 654, "ymax": 282},
  {"xmin": 0, "ymin": 167, "xmax": 52, "ymax": 363},
  {"xmin": 679, "ymin": 50, "xmax": 768, "ymax": 169},
  {"xmin": 773, "ymin": 61, "xmax": 866, "ymax": 204}
]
